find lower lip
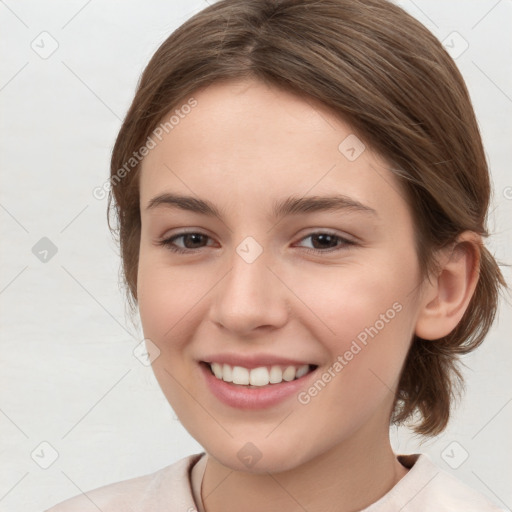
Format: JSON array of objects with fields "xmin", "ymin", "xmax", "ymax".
[{"xmin": 200, "ymin": 362, "xmax": 317, "ymax": 410}]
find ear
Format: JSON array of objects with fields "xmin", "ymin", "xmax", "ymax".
[{"xmin": 415, "ymin": 231, "xmax": 481, "ymax": 340}]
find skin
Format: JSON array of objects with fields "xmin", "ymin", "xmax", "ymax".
[{"xmin": 136, "ymin": 78, "xmax": 480, "ymax": 512}]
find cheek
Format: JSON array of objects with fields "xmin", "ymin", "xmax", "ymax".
[
  {"xmin": 289, "ymin": 257, "xmax": 415, "ymax": 407},
  {"xmin": 136, "ymin": 259, "xmax": 207, "ymax": 404},
  {"xmin": 290, "ymin": 257, "xmax": 413, "ymax": 347},
  {"xmin": 137, "ymin": 257, "xmax": 204, "ymax": 349}
]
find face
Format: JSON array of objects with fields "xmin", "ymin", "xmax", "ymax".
[{"xmin": 137, "ymin": 78, "xmax": 424, "ymax": 473}]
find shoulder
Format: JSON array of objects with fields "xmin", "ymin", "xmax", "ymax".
[
  {"xmin": 366, "ymin": 453, "xmax": 506, "ymax": 512},
  {"xmin": 45, "ymin": 452, "xmax": 205, "ymax": 512}
]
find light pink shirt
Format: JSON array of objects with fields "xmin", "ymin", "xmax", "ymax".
[{"xmin": 46, "ymin": 452, "xmax": 505, "ymax": 511}]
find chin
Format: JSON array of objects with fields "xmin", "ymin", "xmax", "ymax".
[{"xmin": 203, "ymin": 438, "xmax": 314, "ymax": 475}]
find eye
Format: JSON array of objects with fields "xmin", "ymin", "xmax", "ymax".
[
  {"xmin": 157, "ymin": 232, "xmax": 213, "ymax": 254},
  {"xmin": 157, "ymin": 230, "xmax": 355, "ymax": 255},
  {"xmin": 295, "ymin": 232, "xmax": 356, "ymax": 254}
]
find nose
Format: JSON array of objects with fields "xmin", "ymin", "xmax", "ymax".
[{"xmin": 208, "ymin": 245, "xmax": 290, "ymax": 336}]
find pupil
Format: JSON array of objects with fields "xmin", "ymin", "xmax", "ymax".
[
  {"xmin": 314, "ymin": 234, "xmax": 336, "ymax": 249},
  {"xmin": 185, "ymin": 234, "xmax": 204, "ymax": 248}
]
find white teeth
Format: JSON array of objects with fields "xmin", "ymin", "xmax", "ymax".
[
  {"xmin": 282, "ymin": 366, "xmax": 296, "ymax": 381},
  {"xmin": 249, "ymin": 367, "xmax": 270, "ymax": 386},
  {"xmin": 222, "ymin": 364, "xmax": 233, "ymax": 383},
  {"xmin": 209, "ymin": 362, "xmax": 313, "ymax": 386},
  {"xmin": 269, "ymin": 365, "xmax": 283, "ymax": 384},
  {"xmin": 211, "ymin": 362, "xmax": 223, "ymax": 379},
  {"xmin": 296, "ymin": 364, "xmax": 309, "ymax": 378},
  {"xmin": 232, "ymin": 366, "xmax": 250, "ymax": 385}
]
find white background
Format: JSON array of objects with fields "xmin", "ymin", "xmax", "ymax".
[{"xmin": 1, "ymin": 1, "xmax": 511, "ymax": 511}]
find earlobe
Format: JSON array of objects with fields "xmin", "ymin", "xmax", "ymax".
[{"xmin": 414, "ymin": 232, "xmax": 481, "ymax": 340}]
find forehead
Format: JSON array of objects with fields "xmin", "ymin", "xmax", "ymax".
[{"xmin": 139, "ymin": 79, "xmax": 410, "ymax": 224}]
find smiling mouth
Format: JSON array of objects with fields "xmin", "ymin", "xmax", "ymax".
[{"xmin": 202, "ymin": 361, "xmax": 318, "ymax": 387}]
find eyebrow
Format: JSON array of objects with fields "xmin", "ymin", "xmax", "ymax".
[{"xmin": 145, "ymin": 193, "xmax": 377, "ymax": 220}]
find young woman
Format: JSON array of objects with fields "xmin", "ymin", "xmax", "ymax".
[{"xmin": 48, "ymin": 0, "xmax": 507, "ymax": 510}]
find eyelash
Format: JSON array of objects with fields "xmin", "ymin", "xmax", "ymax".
[{"xmin": 156, "ymin": 231, "xmax": 356, "ymax": 255}]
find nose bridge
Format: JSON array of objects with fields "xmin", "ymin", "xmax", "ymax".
[{"xmin": 210, "ymin": 237, "xmax": 288, "ymax": 333}]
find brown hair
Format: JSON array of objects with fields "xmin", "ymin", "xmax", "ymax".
[{"xmin": 108, "ymin": 0, "xmax": 507, "ymax": 436}]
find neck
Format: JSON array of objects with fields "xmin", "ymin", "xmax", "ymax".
[{"xmin": 200, "ymin": 425, "xmax": 408, "ymax": 512}]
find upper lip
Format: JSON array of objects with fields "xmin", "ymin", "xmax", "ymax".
[{"xmin": 200, "ymin": 353, "xmax": 316, "ymax": 369}]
